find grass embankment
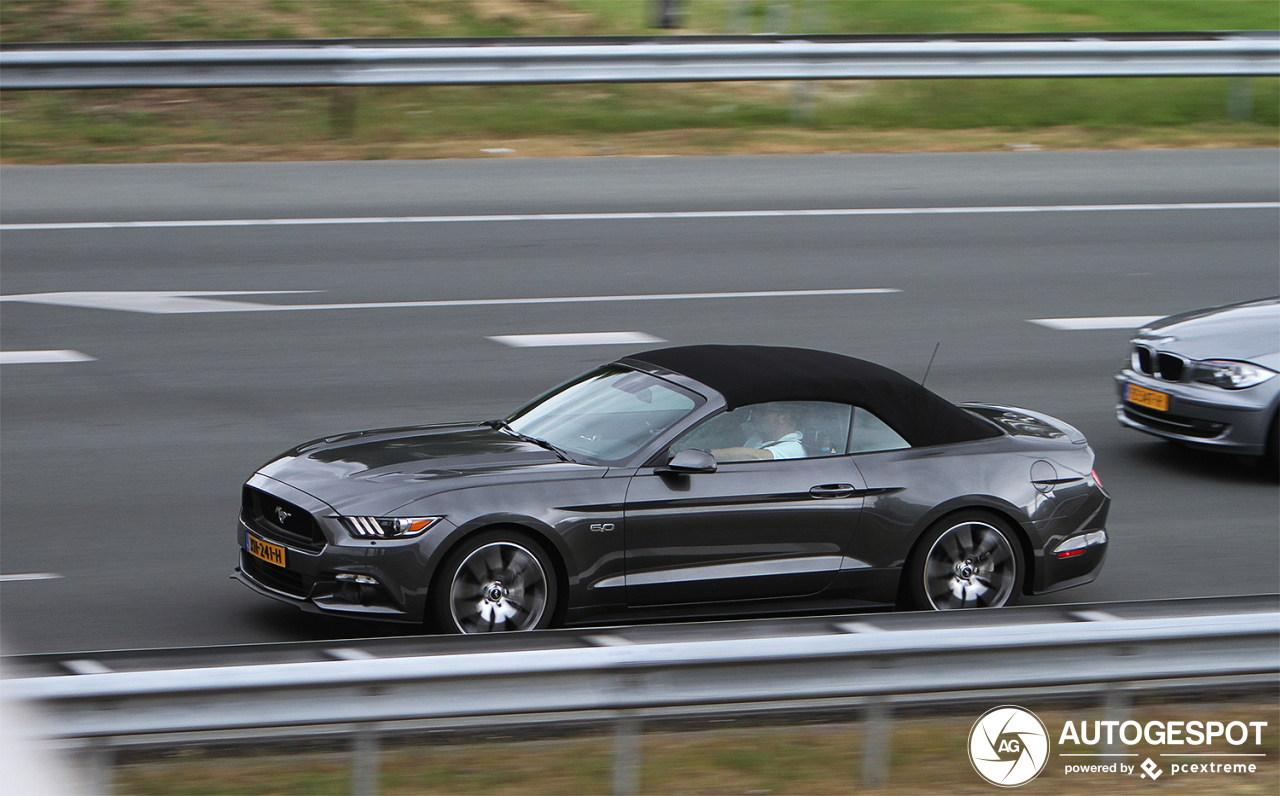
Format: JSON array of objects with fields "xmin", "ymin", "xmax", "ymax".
[
  {"xmin": 116, "ymin": 700, "xmax": 1279, "ymax": 795},
  {"xmin": 1, "ymin": 1, "xmax": 1277, "ymax": 163}
]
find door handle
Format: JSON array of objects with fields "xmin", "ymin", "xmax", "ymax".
[{"xmin": 809, "ymin": 483, "xmax": 856, "ymax": 498}]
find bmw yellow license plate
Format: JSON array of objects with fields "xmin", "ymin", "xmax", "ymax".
[
  {"xmin": 1126, "ymin": 384, "xmax": 1169, "ymax": 412},
  {"xmin": 246, "ymin": 533, "xmax": 286, "ymax": 567}
]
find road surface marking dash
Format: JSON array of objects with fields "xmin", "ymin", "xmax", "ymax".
[
  {"xmin": 0, "ymin": 350, "xmax": 95, "ymax": 365},
  {"xmin": 0, "ymin": 573, "xmax": 64, "ymax": 582},
  {"xmin": 62, "ymin": 660, "xmax": 112, "ymax": 675},
  {"xmin": 1029, "ymin": 316, "xmax": 1163, "ymax": 331},
  {"xmin": 2, "ymin": 202, "xmax": 1276, "ymax": 231},
  {"xmin": 0, "ymin": 288, "xmax": 898, "ymax": 315},
  {"xmin": 835, "ymin": 622, "xmax": 887, "ymax": 634},
  {"xmin": 490, "ymin": 332, "xmax": 665, "ymax": 348}
]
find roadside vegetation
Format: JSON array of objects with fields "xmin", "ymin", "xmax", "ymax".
[
  {"xmin": 1, "ymin": 1, "xmax": 1276, "ymax": 163},
  {"xmin": 115, "ymin": 700, "xmax": 1279, "ymax": 795}
]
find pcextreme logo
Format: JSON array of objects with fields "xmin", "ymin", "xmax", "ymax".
[{"xmin": 968, "ymin": 706, "xmax": 1051, "ymax": 787}]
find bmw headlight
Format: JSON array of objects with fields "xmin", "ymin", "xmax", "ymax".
[
  {"xmin": 343, "ymin": 516, "xmax": 442, "ymax": 538},
  {"xmin": 1192, "ymin": 360, "xmax": 1278, "ymax": 390}
]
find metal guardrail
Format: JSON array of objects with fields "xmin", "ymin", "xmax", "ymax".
[
  {"xmin": 8, "ymin": 612, "xmax": 1278, "ymax": 734},
  {"xmin": 2, "ymin": 33, "xmax": 1277, "ymax": 89},
  {"xmin": 3, "ymin": 599, "xmax": 1278, "ymax": 794},
  {"xmin": 8, "ymin": 595, "xmax": 1272, "ymax": 677}
]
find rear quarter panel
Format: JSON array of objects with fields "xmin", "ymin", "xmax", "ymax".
[{"xmin": 847, "ymin": 434, "xmax": 1096, "ymax": 587}]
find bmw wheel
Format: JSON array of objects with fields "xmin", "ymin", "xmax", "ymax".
[
  {"xmin": 906, "ymin": 512, "xmax": 1023, "ymax": 610},
  {"xmin": 1263, "ymin": 411, "xmax": 1278, "ymax": 478},
  {"xmin": 434, "ymin": 530, "xmax": 557, "ymax": 633}
]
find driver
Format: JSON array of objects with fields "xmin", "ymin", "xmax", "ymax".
[{"xmin": 711, "ymin": 404, "xmax": 805, "ymax": 461}]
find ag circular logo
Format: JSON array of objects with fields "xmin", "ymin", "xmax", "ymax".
[{"xmin": 968, "ymin": 706, "xmax": 1050, "ymax": 787}]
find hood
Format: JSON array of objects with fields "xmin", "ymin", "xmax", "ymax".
[
  {"xmin": 1138, "ymin": 298, "xmax": 1280, "ymax": 361},
  {"xmin": 257, "ymin": 422, "xmax": 578, "ymax": 514}
]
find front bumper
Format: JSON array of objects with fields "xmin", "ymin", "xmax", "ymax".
[
  {"xmin": 1114, "ymin": 370, "xmax": 1275, "ymax": 456},
  {"xmin": 234, "ymin": 515, "xmax": 432, "ymax": 623}
]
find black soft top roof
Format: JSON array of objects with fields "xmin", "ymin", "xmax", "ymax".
[{"xmin": 625, "ymin": 345, "xmax": 1000, "ymax": 447}]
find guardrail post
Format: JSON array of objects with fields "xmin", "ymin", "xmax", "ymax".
[
  {"xmin": 82, "ymin": 738, "xmax": 115, "ymax": 796},
  {"xmin": 724, "ymin": 0, "xmax": 751, "ymax": 33},
  {"xmin": 861, "ymin": 699, "xmax": 890, "ymax": 788},
  {"xmin": 1103, "ymin": 684, "xmax": 1133, "ymax": 757},
  {"xmin": 1226, "ymin": 77, "xmax": 1254, "ymax": 120},
  {"xmin": 798, "ymin": 0, "xmax": 829, "ymax": 34},
  {"xmin": 652, "ymin": 0, "xmax": 684, "ymax": 30},
  {"xmin": 764, "ymin": 3, "xmax": 794, "ymax": 35},
  {"xmin": 330, "ymin": 87, "xmax": 358, "ymax": 138},
  {"xmin": 790, "ymin": 80, "xmax": 816, "ymax": 122},
  {"xmin": 350, "ymin": 724, "xmax": 381, "ymax": 796},
  {"xmin": 612, "ymin": 712, "xmax": 643, "ymax": 796}
]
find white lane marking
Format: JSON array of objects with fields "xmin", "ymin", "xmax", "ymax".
[
  {"xmin": 0, "ymin": 350, "xmax": 95, "ymax": 364},
  {"xmin": 835, "ymin": 622, "xmax": 887, "ymax": 634},
  {"xmin": 0, "ymin": 288, "xmax": 898, "ymax": 315},
  {"xmin": 0, "ymin": 290, "xmax": 318, "ymax": 314},
  {"xmin": 62, "ymin": 660, "xmax": 112, "ymax": 675},
  {"xmin": 2, "ymin": 202, "xmax": 1275, "ymax": 231},
  {"xmin": 490, "ymin": 332, "xmax": 666, "ymax": 348},
  {"xmin": 584, "ymin": 635, "xmax": 635, "ymax": 647},
  {"xmin": 1070, "ymin": 610, "xmax": 1122, "ymax": 622},
  {"xmin": 0, "ymin": 572, "xmax": 63, "ymax": 582},
  {"xmin": 1029, "ymin": 316, "xmax": 1163, "ymax": 330}
]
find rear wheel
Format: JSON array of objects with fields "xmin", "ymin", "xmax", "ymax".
[
  {"xmin": 432, "ymin": 529, "xmax": 557, "ymax": 634},
  {"xmin": 904, "ymin": 511, "xmax": 1023, "ymax": 610}
]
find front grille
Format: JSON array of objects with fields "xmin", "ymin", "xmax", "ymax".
[
  {"xmin": 1123, "ymin": 406, "xmax": 1227, "ymax": 439},
  {"xmin": 241, "ymin": 550, "xmax": 313, "ymax": 598},
  {"xmin": 243, "ymin": 486, "xmax": 325, "ymax": 550},
  {"xmin": 1133, "ymin": 346, "xmax": 1191, "ymax": 383},
  {"xmin": 1156, "ymin": 353, "xmax": 1186, "ymax": 382},
  {"xmin": 1134, "ymin": 346, "xmax": 1153, "ymax": 375}
]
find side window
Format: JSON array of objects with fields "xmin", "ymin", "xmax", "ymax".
[
  {"xmin": 671, "ymin": 401, "xmax": 853, "ymax": 463},
  {"xmin": 848, "ymin": 407, "xmax": 911, "ymax": 453}
]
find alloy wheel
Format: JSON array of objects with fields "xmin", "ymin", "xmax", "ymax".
[
  {"xmin": 448, "ymin": 541, "xmax": 549, "ymax": 633},
  {"xmin": 921, "ymin": 521, "xmax": 1017, "ymax": 609}
]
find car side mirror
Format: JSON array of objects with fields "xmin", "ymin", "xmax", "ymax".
[{"xmin": 656, "ymin": 449, "xmax": 717, "ymax": 475}]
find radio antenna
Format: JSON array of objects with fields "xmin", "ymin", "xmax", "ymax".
[{"xmin": 921, "ymin": 343, "xmax": 941, "ymax": 387}]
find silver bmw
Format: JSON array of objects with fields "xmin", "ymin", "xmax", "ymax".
[{"xmin": 1116, "ymin": 297, "xmax": 1280, "ymax": 466}]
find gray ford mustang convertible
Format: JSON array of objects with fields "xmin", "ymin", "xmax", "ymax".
[{"xmin": 235, "ymin": 346, "xmax": 1109, "ymax": 633}]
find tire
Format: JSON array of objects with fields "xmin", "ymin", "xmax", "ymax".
[
  {"xmin": 1262, "ymin": 412, "xmax": 1279, "ymax": 478},
  {"xmin": 903, "ymin": 511, "xmax": 1023, "ymax": 610},
  {"xmin": 432, "ymin": 529, "xmax": 558, "ymax": 634}
]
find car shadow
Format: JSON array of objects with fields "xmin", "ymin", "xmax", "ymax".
[
  {"xmin": 244, "ymin": 602, "xmax": 431, "ymax": 642},
  {"xmin": 1127, "ymin": 440, "xmax": 1277, "ymax": 485}
]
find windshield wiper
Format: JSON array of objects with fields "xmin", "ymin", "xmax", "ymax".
[{"xmin": 486, "ymin": 419, "xmax": 574, "ymax": 463}]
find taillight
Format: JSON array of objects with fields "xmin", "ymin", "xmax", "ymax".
[{"xmin": 1091, "ymin": 469, "xmax": 1103, "ymax": 489}]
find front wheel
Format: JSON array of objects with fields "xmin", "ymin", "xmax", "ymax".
[
  {"xmin": 432, "ymin": 530, "xmax": 558, "ymax": 634},
  {"xmin": 904, "ymin": 512, "xmax": 1023, "ymax": 610},
  {"xmin": 1262, "ymin": 411, "xmax": 1278, "ymax": 478}
]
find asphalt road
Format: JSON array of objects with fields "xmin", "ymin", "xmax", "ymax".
[{"xmin": 2, "ymin": 151, "xmax": 1277, "ymax": 654}]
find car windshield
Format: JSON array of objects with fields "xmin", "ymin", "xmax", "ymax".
[{"xmin": 507, "ymin": 366, "xmax": 701, "ymax": 462}]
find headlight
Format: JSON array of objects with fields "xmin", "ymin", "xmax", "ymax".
[
  {"xmin": 1191, "ymin": 360, "xmax": 1278, "ymax": 390},
  {"xmin": 343, "ymin": 516, "xmax": 442, "ymax": 538}
]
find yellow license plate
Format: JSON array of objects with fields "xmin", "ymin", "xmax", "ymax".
[
  {"xmin": 246, "ymin": 533, "xmax": 286, "ymax": 567},
  {"xmin": 1126, "ymin": 384, "xmax": 1169, "ymax": 412}
]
